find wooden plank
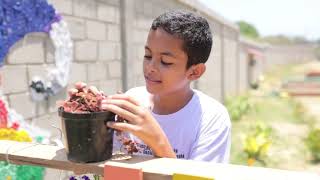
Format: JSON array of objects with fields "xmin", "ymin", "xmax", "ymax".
[{"xmin": 0, "ymin": 140, "xmax": 319, "ymax": 180}]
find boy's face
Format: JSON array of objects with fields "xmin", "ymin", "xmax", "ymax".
[{"xmin": 143, "ymin": 28, "xmax": 193, "ymax": 95}]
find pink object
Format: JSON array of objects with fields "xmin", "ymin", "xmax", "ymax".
[
  {"xmin": 104, "ymin": 164, "xmax": 143, "ymax": 180},
  {"xmin": 0, "ymin": 99, "xmax": 8, "ymax": 128}
]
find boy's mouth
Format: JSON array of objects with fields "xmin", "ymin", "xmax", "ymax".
[{"xmin": 145, "ymin": 76, "xmax": 162, "ymax": 84}]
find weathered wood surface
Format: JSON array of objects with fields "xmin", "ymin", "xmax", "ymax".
[{"xmin": 0, "ymin": 140, "xmax": 319, "ymax": 180}]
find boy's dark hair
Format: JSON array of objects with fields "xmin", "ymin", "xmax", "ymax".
[{"xmin": 151, "ymin": 10, "xmax": 212, "ymax": 69}]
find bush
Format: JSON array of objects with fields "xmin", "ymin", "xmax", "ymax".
[
  {"xmin": 243, "ymin": 123, "xmax": 272, "ymax": 166},
  {"xmin": 225, "ymin": 95, "xmax": 251, "ymax": 121},
  {"xmin": 305, "ymin": 128, "xmax": 320, "ymax": 162}
]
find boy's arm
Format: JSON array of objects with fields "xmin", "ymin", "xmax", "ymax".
[
  {"xmin": 189, "ymin": 110, "xmax": 231, "ymax": 163},
  {"xmin": 101, "ymin": 94, "xmax": 176, "ymax": 158}
]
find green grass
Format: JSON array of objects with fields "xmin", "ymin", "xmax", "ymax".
[
  {"xmin": 230, "ymin": 95, "xmax": 313, "ymax": 169},
  {"xmin": 229, "ymin": 63, "xmax": 320, "ymax": 172}
]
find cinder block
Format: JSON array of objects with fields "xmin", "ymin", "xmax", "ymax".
[
  {"xmin": 133, "ymin": 30, "xmax": 148, "ymax": 44},
  {"xmin": 107, "ymin": 24, "xmax": 121, "ymax": 42},
  {"xmin": 115, "ymin": 7, "xmax": 120, "ymax": 24},
  {"xmin": 98, "ymin": 0, "xmax": 120, "ymax": 6},
  {"xmin": 88, "ymin": 63, "xmax": 107, "ymax": 81},
  {"xmin": 45, "ymin": 39, "xmax": 55, "ymax": 63},
  {"xmin": 73, "ymin": 0, "xmax": 96, "ymax": 19},
  {"xmin": 31, "ymin": 113, "xmax": 60, "ymax": 138},
  {"xmin": 100, "ymin": 79, "xmax": 122, "ymax": 95},
  {"xmin": 134, "ymin": 74, "xmax": 145, "ymax": 87},
  {"xmin": 97, "ymin": 3, "xmax": 118, "ymax": 23},
  {"xmin": 135, "ymin": 17, "xmax": 152, "ymax": 29},
  {"xmin": 99, "ymin": 41, "xmax": 119, "ymax": 61},
  {"xmin": 135, "ymin": 45, "xmax": 145, "ymax": 60},
  {"xmin": 69, "ymin": 63, "xmax": 87, "ymax": 83},
  {"xmin": 114, "ymin": 43, "xmax": 122, "ymax": 60},
  {"xmin": 9, "ymin": 93, "xmax": 47, "ymax": 119},
  {"xmin": 2, "ymin": 65, "xmax": 28, "ymax": 94},
  {"xmin": 143, "ymin": 1, "xmax": 153, "ymax": 16},
  {"xmin": 64, "ymin": 16, "xmax": 86, "ymax": 40},
  {"xmin": 135, "ymin": 0, "xmax": 144, "ymax": 14},
  {"xmin": 48, "ymin": 0, "xmax": 73, "ymax": 15},
  {"xmin": 75, "ymin": 40, "xmax": 98, "ymax": 61},
  {"xmin": 27, "ymin": 64, "xmax": 54, "ymax": 84},
  {"xmin": 86, "ymin": 20, "xmax": 107, "ymax": 40},
  {"xmin": 7, "ymin": 34, "xmax": 45, "ymax": 64},
  {"xmin": 133, "ymin": 59, "xmax": 143, "ymax": 76},
  {"xmin": 107, "ymin": 61, "xmax": 122, "ymax": 78}
]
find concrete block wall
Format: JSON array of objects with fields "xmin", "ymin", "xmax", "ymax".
[
  {"xmin": 238, "ymin": 50, "xmax": 249, "ymax": 93},
  {"xmin": 1, "ymin": 0, "xmax": 317, "ymax": 179},
  {"xmin": 222, "ymin": 27, "xmax": 239, "ymax": 97},
  {"xmin": 0, "ymin": 0, "xmax": 242, "ymax": 136},
  {"xmin": 264, "ymin": 44, "xmax": 317, "ymax": 70},
  {"xmin": 1, "ymin": 0, "xmax": 123, "ymax": 122},
  {"xmin": 197, "ymin": 15, "xmax": 224, "ymax": 102},
  {"xmin": 124, "ymin": 0, "xmax": 240, "ymax": 102},
  {"xmin": 1, "ymin": 0, "xmax": 122, "ymax": 179},
  {"xmin": 128, "ymin": 0, "xmax": 186, "ymax": 89},
  {"xmin": 1, "ymin": 0, "xmax": 316, "ymax": 138}
]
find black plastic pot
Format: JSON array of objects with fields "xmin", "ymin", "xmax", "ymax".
[{"xmin": 58, "ymin": 107, "xmax": 115, "ymax": 163}]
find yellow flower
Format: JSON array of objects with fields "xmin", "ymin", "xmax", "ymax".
[{"xmin": 0, "ymin": 128, "xmax": 32, "ymax": 142}]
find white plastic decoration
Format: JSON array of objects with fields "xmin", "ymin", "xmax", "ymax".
[{"xmin": 30, "ymin": 19, "xmax": 73, "ymax": 101}]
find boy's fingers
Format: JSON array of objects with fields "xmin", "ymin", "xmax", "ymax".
[
  {"xmin": 107, "ymin": 94, "xmax": 140, "ymax": 106},
  {"xmin": 102, "ymin": 103, "xmax": 138, "ymax": 123},
  {"xmin": 107, "ymin": 121, "xmax": 138, "ymax": 133},
  {"xmin": 88, "ymin": 86, "xmax": 101, "ymax": 96},
  {"xmin": 101, "ymin": 99, "xmax": 143, "ymax": 116}
]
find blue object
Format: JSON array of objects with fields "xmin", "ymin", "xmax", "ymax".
[{"xmin": 0, "ymin": 0, "xmax": 60, "ymax": 65}]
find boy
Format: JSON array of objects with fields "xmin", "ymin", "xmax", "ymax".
[{"xmin": 101, "ymin": 10, "xmax": 231, "ymax": 163}]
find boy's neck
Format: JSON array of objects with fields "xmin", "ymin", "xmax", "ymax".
[{"xmin": 151, "ymin": 87, "xmax": 194, "ymax": 115}]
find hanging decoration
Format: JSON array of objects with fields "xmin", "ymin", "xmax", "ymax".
[{"xmin": 0, "ymin": 0, "xmax": 73, "ymax": 101}]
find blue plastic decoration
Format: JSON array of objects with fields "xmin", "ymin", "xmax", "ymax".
[
  {"xmin": 0, "ymin": 0, "xmax": 73, "ymax": 101},
  {"xmin": 0, "ymin": 0, "xmax": 60, "ymax": 65}
]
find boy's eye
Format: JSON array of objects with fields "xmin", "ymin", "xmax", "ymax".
[
  {"xmin": 161, "ymin": 60, "xmax": 173, "ymax": 66},
  {"xmin": 144, "ymin": 55, "xmax": 152, "ymax": 60}
]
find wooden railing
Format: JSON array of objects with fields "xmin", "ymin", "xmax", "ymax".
[{"xmin": 0, "ymin": 140, "xmax": 319, "ymax": 180}]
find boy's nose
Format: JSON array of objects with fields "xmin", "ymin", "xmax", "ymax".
[{"xmin": 146, "ymin": 59, "xmax": 158, "ymax": 72}]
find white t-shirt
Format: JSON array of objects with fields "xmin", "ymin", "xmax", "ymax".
[{"xmin": 112, "ymin": 86, "xmax": 231, "ymax": 163}]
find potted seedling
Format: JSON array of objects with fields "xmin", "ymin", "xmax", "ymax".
[{"xmin": 58, "ymin": 82, "xmax": 115, "ymax": 163}]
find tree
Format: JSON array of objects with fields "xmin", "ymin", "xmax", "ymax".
[{"xmin": 237, "ymin": 21, "xmax": 260, "ymax": 39}]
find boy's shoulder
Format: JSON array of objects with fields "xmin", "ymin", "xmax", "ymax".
[
  {"xmin": 126, "ymin": 87, "xmax": 230, "ymax": 121},
  {"xmin": 193, "ymin": 90, "xmax": 231, "ymax": 126},
  {"xmin": 125, "ymin": 86, "xmax": 228, "ymax": 112}
]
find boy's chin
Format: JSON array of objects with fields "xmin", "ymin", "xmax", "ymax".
[{"xmin": 145, "ymin": 85, "xmax": 160, "ymax": 95}]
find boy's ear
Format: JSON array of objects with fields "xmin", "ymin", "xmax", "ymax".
[{"xmin": 187, "ymin": 63, "xmax": 206, "ymax": 80}]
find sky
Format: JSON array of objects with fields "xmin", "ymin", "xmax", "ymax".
[{"xmin": 199, "ymin": 0, "xmax": 320, "ymax": 41}]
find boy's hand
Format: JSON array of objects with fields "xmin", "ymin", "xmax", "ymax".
[{"xmin": 101, "ymin": 94, "xmax": 176, "ymax": 158}]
